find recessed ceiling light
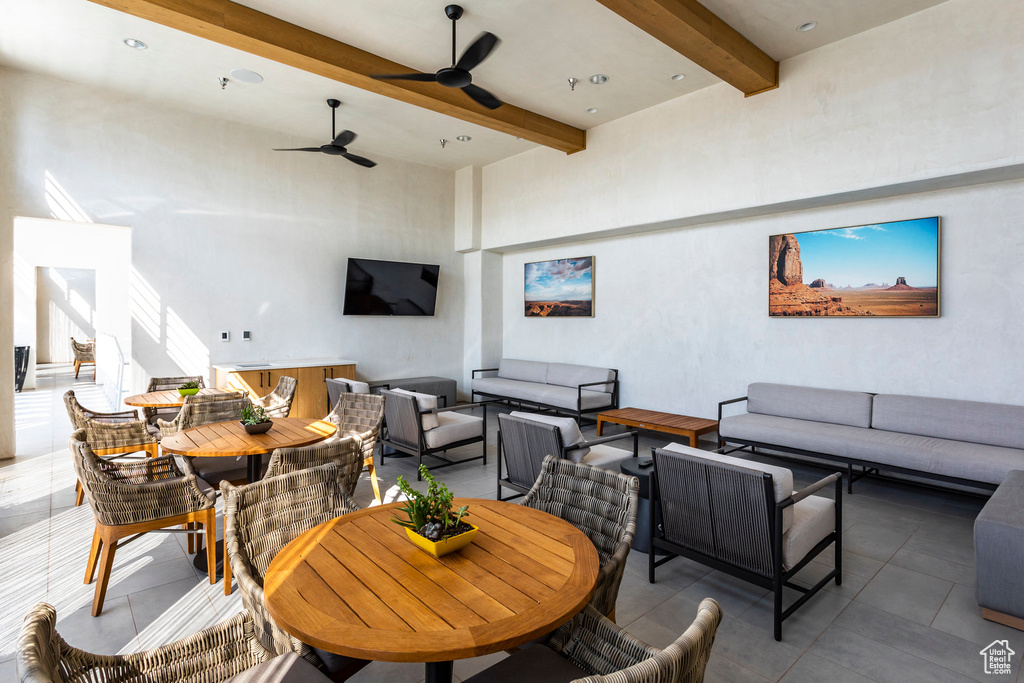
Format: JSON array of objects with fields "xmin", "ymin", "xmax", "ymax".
[
  {"xmin": 586, "ymin": 108, "xmax": 598, "ymax": 114},
  {"xmin": 456, "ymin": 135, "xmax": 472, "ymax": 142},
  {"xmin": 588, "ymin": 74, "xmax": 609, "ymax": 85},
  {"xmin": 797, "ymin": 21, "xmax": 817, "ymax": 32},
  {"xmin": 230, "ymin": 68, "xmax": 263, "ymax": 84},
  {"xmin": 122, "ymin": 38, "xmax": 147, "ymax": 50},
  {"xmin": 671, "ymin": 74, "xmax": 686, "ymax": 81}
]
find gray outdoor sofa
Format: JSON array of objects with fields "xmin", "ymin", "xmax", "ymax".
[
  {"xmin": 471, "ymin": 358, "xmax": 619, "ymax": 422},
  {"xmin": 719, "ymin": 383, "xmax": 1024, "ymax": 493}
]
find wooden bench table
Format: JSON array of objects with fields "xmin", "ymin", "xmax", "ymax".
[{"xmin": 596, "ymin": 407, "xmax": 718, "ymax": 448}]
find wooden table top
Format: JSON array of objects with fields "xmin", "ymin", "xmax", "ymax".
[
  {"xmin": 264, "ymin": 499, "xmax": 599, "ymax": 663},
  {"xmin": 159, "ymin": 418, "xmax": 336, "ymax": 457},
  {"xmin": 123, "ymin": 388, "xmax": 233, "ymax": 408},
  {"xmin": 597, "ymin": 407, "xmax": 718, "ymax": 432}
]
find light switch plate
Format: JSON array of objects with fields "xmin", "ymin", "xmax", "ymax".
[
  {"xmin": 220, "ymin": 331, "xmax": 230, "ymax": 342},
  {"xmin": 242, "ymin": 330, "xmax": 252, "ymax": 341}
]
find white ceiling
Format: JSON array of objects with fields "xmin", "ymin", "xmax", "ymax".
[{"xmin": 0, "ymin": 0, "xmax": 950, "ymax": 170}]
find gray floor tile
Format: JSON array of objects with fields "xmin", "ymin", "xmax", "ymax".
[
  {"xmin": 811, "ymin": 624, "xmax": 977, "ymax": 683},
  {"xmin": 931, "ymin": 583, "xmax": 1024, "ymax": 650},
  {"xmin": 704, "ymin": 651, "xmax": 772, "ymax": 683},
  {"xmin": 677, "ymin": 570, "xmax": 769, "ymax": 618},
  {"xmin": 54, "ymin": 596, "xmax": 139, "ymax": 655},
  {"xmin": 855, "ymin": 564, "xmax": 953, "ymax": 626},
  {"xmin": 889, "ymin": 547, "xmax": 976, "ymax": 585},
  {"xmin": 621, "ymin": 614, "xmax": 683, "ymax": 649},
  {"xmin": 739, "ymin": 585, "xmax": 851, "ymax": 649},
  {"xmin": 0, "ymin": 658, "xmax": 16, "ymax": 679},
  {"xmin": 347, "ymin": 660, "xmax": 428, "ymax": 683},
  {"xmin": 833, "ymin": 602, "xmax": 1000, "ymax": 681},
  {"xmin": 613, "ymin": 565, "xmax": 678, "ymax": 625},
  {"xmin": 791, "ymin": 558, "xmax": 872, "ymax": 600},
  {"xmin": 128, "ymin": 577, "xmax": 223, "ymax": 652},
  {"xmin": 780, "ymin": 652, "xmax": 874, "ymax": 682},
  {"xmin": 841, "ymin": 519, "xmax": 919, "ymax": 562},
  {"xmin": 708, "ymin": 616, "xmax": 805, "ymax": 681},
  {"xmin": 453, "ymin": 651, "xmax": 509, "ymax": 680}
]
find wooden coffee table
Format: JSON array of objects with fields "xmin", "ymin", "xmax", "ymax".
[
  {"xmin": 596, "ymin": 407, "xmax": 718, "ymax": 448},
  {"xmin": 264, "ymin": 498, "xmax": 599, "ymax": 683}
]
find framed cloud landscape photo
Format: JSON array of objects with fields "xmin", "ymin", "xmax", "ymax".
[
  {"xmin": 769, "ymin": 217, "xmax": 940, "ymax": 317},
  {"xmin": 524, "ymin": 256, "xmax": 594, "ymax": 317}
]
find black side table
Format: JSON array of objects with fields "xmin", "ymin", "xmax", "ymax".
[{"xmin": 620, "ymin": 457, "xmax": 666, "ymax": 555}]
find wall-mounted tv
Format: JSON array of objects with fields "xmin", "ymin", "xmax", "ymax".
[{"xmin": 343, "ymin": 258, "xmax": 440, "ymax": 316}]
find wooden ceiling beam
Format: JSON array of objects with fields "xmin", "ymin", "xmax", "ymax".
[
  {"xmin": 593, "ymin": 0, "xmax": 778, "ymax": 96},
  {"xmin": 87, "ymin": 0, "xmax": 586, "ymax": 153}
]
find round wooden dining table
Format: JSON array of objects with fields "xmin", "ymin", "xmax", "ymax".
[
  {"xmin": 264, "ymin": 498, "xmax": 599, "ymax": 683},
  {"xmin": 123, "ymin": 387, "xmax": 233, "ymax": 409},
  {"xmin": 159, "ymin": 417, "xmax": 337, "ymax": 483}
]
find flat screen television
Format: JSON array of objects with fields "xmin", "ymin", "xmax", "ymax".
[{"xmin": 343, "ymin": 258, "xmax": 440, "ymax": 316}]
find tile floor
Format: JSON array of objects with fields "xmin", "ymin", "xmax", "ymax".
[{"xmin": 1, "ymin": 365, "xmax": 1020, "ymax": 682}]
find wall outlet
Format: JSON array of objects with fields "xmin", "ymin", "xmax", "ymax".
[
  {"xmin": 220, "ymin": 331, "xmax": 230, "ymax": 342},
  {"xmin": 242, "ymin": 330, "xmax": 252, "ymax": 341}
]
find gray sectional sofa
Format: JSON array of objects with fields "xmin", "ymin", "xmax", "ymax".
[
  {"xmin": 719, "ymin": 383, "xmax": 1024, "ymax": 492},
  {"xmin": 472, "ymin": 359, "xmax": 619, "ymax": 422}
]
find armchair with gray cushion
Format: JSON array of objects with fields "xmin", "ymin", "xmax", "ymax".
[
  {"xmin": 70, "ymin": 430, "xmax": 217, "ymax": 616},
  {"xmin": 17, "ymin": 602, "xmax": 334, "ymax": 683},
  {"xmin": 497, "ymin": 411, "xmax": 638, "ymax": 500},
  {"xmin": 379, "ymin": 388, "xmax": 486, "ymax": 481},
  {"xmin": 221, "ymin": 464, "xmax": 364, "ymax": 679},
  {"xmin": 521, "ymin": 455, "xmax": 638, "ymax": 619},
  {"xmin": 462, "ymin": 599, "xmax": 722, "ymax": 683},
  {"xmin": 649, "ymin": 442, "xmax": 842, "ymax": 641},
  {"xmin": 324, "ymin": 392, "xmax": 385, "ymax": 500},
  {"xmin": 254, "ymin": 375, "xmax": 298, "ymax": 418}
]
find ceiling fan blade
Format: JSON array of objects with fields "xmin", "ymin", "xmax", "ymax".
[
  {"xmin": 461, "ymin": 83, "xmax": 502, "ymax": 110},
  {"xmin": 370, "ymin": 73, "xmax": 438, "ymax": 82},
  {"xmin": 333, "ymin": 130, "xmax": 356, "ymax": 147},
  {"xmin": 456, "ymin": 32, "xmax": 500, "ymax": 72},
  {"xmin": 273, "ymin": 147, "xmax": 323, "ymax": 152},
  {"xmin": 342, "ymin": 152, "xmax": 377, "ymax": 168}
]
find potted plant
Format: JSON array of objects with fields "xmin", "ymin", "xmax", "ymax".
[
  {"xmin": 239, "ymin": 404, "xmax": 273, "ymax": 435},
  {"xmin": 392, "ymin": 465, "xmax": 476, "ymax": 558},
  {"xmin": 177, "ymin": 380, "xmax": 201, "ymax": 396}
]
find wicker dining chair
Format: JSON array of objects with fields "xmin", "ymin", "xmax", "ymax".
[
  {"xmin": 221, "ymin": 464, "xmax": 364, "ymax": 679},
  {"xmin": 325, "ymin": 392, "xmax": 385, "ymax": 501},
  {"xmin": 254, "ymin": 375, "xmax": 298, "ymax": 418},
  {"xmin": 64, "ymin": 390, "xmax": 151, "ymax": 506},
  {"xmin": 463, "ymin": 599, "xmax": 722, "ymax": 683},
  {"xmin": 264, "ymin": 438, "xmax": 363, "ymax": 497},
  {"xmin": 16, "ymin": 602, "xmax": 334, "ymax": 683},
  {"xmin": 70, "ymin": 430, "xmax": 217, "ymax": 616},
  {"xmin": 142, "ymin": 374, "xmax": 206, "ymax": 427},
  {"xmin": 70, "ymin": 337, "xmax": 95, "ymax": 380},
  {"xmin": 160, "ymin": 392, "xmax": 252, "ymax": 487},
  {"xmin": 520, "ymin": 455, "xmax": 639, "ymax": 620}
]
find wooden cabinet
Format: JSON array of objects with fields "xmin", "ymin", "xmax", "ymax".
[{"xmin": 215, "ymin": 362, "xmax": 356, "ymax": 419}]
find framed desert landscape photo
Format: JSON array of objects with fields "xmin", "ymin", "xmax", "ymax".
[
  {"xmin": 769, "ymin": 217, "xmax": 940, "ymax": 317},
  {"xmin": 524, "ymin": 256, "xmax": 594, "ymax": 317}
]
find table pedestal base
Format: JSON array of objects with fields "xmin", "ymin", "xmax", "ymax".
[
  {"xmin": 426, "ymin": 661, "xmax": 453, "ymax": 683},
  {"xmin": 193, "ymin": 539, "xmax": 224, "ymax": 578}
]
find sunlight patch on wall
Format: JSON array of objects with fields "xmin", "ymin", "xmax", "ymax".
[
  {"xmin": 44, "ymin": 171, "xmax": 92, "ymax": 223},
  {"xmin": 129, "ymin": 267, "xmax": 161, "ymax": 343},
  {"xmin": 166, "ymin": 307, "xmax": 209, "ymax": 376}
]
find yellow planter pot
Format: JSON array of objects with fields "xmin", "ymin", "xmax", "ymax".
[{"xmin": 405, "ymin": 524, "xmax": 478, "ymax": 558}]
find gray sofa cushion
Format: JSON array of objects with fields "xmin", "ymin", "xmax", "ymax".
[
  {"xmin": 498, "ymin": 358, "xmax": 548, "ymax": 383},
  {"xmin": 873, "ymin": 394, "xmax": 1024, "ymax": 451},
  {"xmin": 473, "ymin": 377, "xmax": 613, "ymax": 411},
  {"xmin": 423, "ymin": 411, "xmax": 483, "ymax": 449},
  {"xmin": 721, "ymin": 413, "xmax": 1024, "ymax": 485},
  {"xmin": 546, "ymin": 362, "xmax": 616, "ymax": 393},
  {"xmin": 975, "ymin": 471, "xmax": 1024, "ymax": 617},
  {"xmin": 747, "ymin": 383, "xmax": 873, "ymax": 428}
]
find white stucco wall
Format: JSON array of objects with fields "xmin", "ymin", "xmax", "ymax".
[
  {"xmin": 481, "ymin": 0, "xmax": 1024, "ymax": 250},
  {"xmin": 501, "ymin": 180, "xmax": 1024, "ymax": 415},
  {"xmin": 0, "ymin": 66, "xmax": 460, "ymax": 456}
]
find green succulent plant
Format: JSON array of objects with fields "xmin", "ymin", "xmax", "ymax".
[
  {"xmin": 392, "ymin": 465, "xmax": 470, "ymax": 538},
  {"xmin": 239, "ymin": 404, "xmax": 270, "ymax": 425},
  {"xmin": 179, "ymin": 380, "xmax": 200, "ymax": 390}
]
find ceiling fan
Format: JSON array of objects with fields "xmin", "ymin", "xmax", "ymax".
[
  {"xmin": 273, "ymin": 99, "xmax": 377, "ymax": 167},
  {"xmin": 371, "ymin": 4, "xmax": 503, "ymax": 110}
]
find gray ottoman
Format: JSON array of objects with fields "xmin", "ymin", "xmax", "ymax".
[{"xmin": 976, "ymin": 470, "xmax": 1024, "ymax": 630}]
